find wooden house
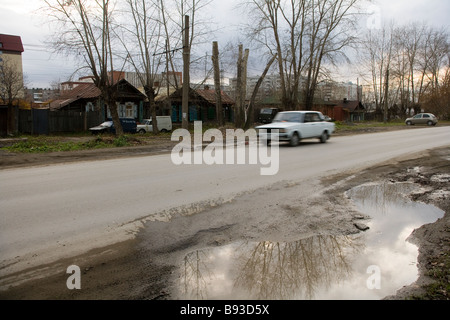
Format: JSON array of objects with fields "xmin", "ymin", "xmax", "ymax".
[
  {"xmin": 47, "ymin": 79, "xmax": 147, "ymax": 122},
  {"xmin": 156, "ymin": 86, "xmax": 235, "ymax": 124}
]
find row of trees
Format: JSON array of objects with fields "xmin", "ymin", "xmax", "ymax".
[
  {"xmin": 359, "ymin": 22, "xmax": 450, "ymax": 120},
  {"xmin": 37, "ymin": 0, "xmax": 449, "ymax": 135}
]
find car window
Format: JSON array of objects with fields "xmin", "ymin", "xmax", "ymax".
[
  {"xmin": 304, "ymin": 114, "xmax": 312, "ymax": 123},
  {"xmin": 305, "ymin": 113, "xmax": 320, "ymax": 123},
  {"xmin": 423, "ymin": 114, "xmax": 430, "ymax": 118},
  {"xmin": 311, "ymin": 113, "xmax": 321, "ymax": 122},
  {"xmin": 292, "ymin": 114, "xmax": 302, "ymax": 122},
  {"xmin": 273, "ymin": 113, "xmax": 302, "ymax": 123},
  {"xmin": 413, "ymin": 115, "xmax": 422, "ymax": 119}
]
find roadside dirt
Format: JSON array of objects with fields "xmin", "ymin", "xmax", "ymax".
[
  {"xmin": 0, "ymin": 135, "xmax": 178, "ymax": 170},
  {"xmin": 0, "ymin": 129, "xmax": 448, "ymax": 300}
]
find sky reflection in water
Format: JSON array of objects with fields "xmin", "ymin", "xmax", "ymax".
[{"xmin": 175, "ymin": 182, "xmax": 444, "ymax": 300}]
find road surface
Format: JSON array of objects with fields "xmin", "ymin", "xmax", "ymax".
[{"xmin": 1, "ymin": 127, "xmax": 449, "ymax": 279}]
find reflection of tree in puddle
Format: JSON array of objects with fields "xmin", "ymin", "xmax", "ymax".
[
  {"xmin": 347, "ymin": 182, "xmax": 416, "ymax": 215},
  {"xmin": 181, "ymin": 250, "xmax": 213, "ymax": 300},
  {"xmin": 179, "ymin": 235, "xmax": 364, "ymax": 300},
  {"xmin": 234, "ymin": 236, "xmax": 363, "ymax": 300}
]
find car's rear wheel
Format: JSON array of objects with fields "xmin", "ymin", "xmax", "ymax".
[
  {"xmin": 320, "ymin": 131, "xmax": 329, "ymax": 143},
  {"xmin": 427, "ymin": 121, "xmax": 434, "ymax": 126}
]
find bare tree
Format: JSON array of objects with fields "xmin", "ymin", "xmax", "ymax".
[
  {"xmin": 119, "ymin": 0, "xmax": 167, "ymax": 134},
  {"xmin": 422, "ymin": 68, "xmax": 450, "ymax": 119},
  {"xmin": 44, "ymin": 0, "xmax": 124, "ymax": 135},
  {"xmin": 359, "ymin": 22, "xmax": 449, "ymax": 118},
  {"xmin": 0, "ymin": 56, "xmax": 25, "ymax": 135},
  {"xmin": 246, "ymin": 0, "xmax": 363, "ymax": 110},
  {"xmin": 122, "ymin": 0, "xmax": 214, "ymax": 130},
  {"xmin": 302, "ymin": 0, "xmax": 361, "ymax": 110},
  {"xmin": 244, "ymin": 53, "xmax": 277, "ymax": 130},
  {"xmin": 422, "ymin": 28, "xmax": 449, "ymax": 91},
  {"xmin": 358, "ymin": 23, "xmax": 395, "ymax": 118}
]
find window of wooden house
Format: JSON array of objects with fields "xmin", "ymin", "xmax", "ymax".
[{"xmin": 126, "ymin": 105, "xmax": 134, "ymax": 118}]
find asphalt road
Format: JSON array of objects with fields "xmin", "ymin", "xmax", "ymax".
[{"xmin": 1, "ymin": 127, "xmax": 449, "ymax": 279}]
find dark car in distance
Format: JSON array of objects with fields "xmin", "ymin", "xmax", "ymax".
[
  {"xmin": 89, "ymin": 118, "xmax": 137, "ymax": 134},
  {"xmin": 258, "ymin": 108, "xmax": 280, "ymax": 124}
]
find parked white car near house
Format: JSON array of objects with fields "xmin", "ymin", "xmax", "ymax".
[
  {"xmin": 256, "ymin": 111, "xmax": 336, "ymax": 146},
  {"xmin": 137, "ymin": 116, "xmax": 173, "ymax": 133}
]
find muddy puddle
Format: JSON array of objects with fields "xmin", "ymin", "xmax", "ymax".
[{"xmin": 173, "ymin": 182, "xmax": 444, "ymax": 300}]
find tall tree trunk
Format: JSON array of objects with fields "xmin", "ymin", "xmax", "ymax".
[
  {"xmin": 245, "ymin": 54, "xmax": 277, "ymax": 130},
  {"xmin": 107, "ymin": 100, "xmax": 123, "ymax": 136},
  {"xmin": 145, "ymin": 86, "xmax": 159, "ymax": 134}
]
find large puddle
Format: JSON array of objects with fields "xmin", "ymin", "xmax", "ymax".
[{"xmin": 173, "ymin": 182, "xmax": 444, "ymax": 300}]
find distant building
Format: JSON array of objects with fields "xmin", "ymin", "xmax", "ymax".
[
  {"xmin": 0, "ymin": 34, "xmax": 25, "ymax": 100},
  {"xmin": 124, "ymin": 71, "xmax": 183, "ymax": 90},
  {"xmin": 0, "ymin": 34, "xmax": 24, "ymax": 136},
  {"xmin": 0, "ymin": 34, "xmax": 24, "ymax": 80},
  {"xmin": 60, "ymin": 76, "xmax": 95, "ymax": 92},
  {"xmin": 26, "ymin": 88, "xmax": 60, "ymax": 107},
  {"xmin": 229, "ymin": 74, "xmax": 282, "ymax": 102},
  {"xmin": 316, "ymin": 81, "xmax": 362, "ymax": 102}
]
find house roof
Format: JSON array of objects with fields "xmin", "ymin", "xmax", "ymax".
[
  {"xmin": 195, "ymin": 89, "xmax": 235, "ymax": 105},
  {"xmin": 48, "ymin": 83, "xmax": 101, "ymax": 110},
  {"xmin": 155, "ymin": 87, "xmax": 235, "ymax": 106},
  {"xmin": 47, "ymin": 79, "xmax": 147, "ymax": 111},
  {"xmin": 334, "ymin": 100, "xmax": 365, "ymax": 112},
  {"xmin": 0, "ymin": 34, "xmax": 24, "ymax": 53},
  {"xmin": 155, "ymin": 87, "xmax": 178, "ymax": 102}
]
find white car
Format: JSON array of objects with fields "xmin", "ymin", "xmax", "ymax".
[
  {"xmin": 256, "ymin": 111, "xmax": 336, "ymax": 146},
  {"xmin": 137, "ymin": 116, "xmax": 173, "ymax": 133}
]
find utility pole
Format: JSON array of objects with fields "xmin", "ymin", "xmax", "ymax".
[
  {"xmin": 235, "ymin": 45, "xmax": 249, "ymax": 128},
  {"xmin": 182, "ymin": 15, "xmax": 190, "ymax": 130},
  {"xmin": 165, "ymin": 39, "xmax": 172, "ymax": 121},
  {"xmin": 384, "ymin": 69, "xmax": 389, "ymax": 123},
  {"xmin": 212, "ymin": 41, "xmax": 223, "ymax": 126},
  {"xmin": 235, "ymin": 45, "xmax": 243, "ymax": 128}
]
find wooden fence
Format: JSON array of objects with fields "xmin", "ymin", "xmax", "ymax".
[{"xmin": 19, "ymin": 110, "xmax": 103, "ymax": 135}]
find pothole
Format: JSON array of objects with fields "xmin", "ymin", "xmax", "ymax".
[{"xmin": 172, "ymin": 181, "xmax": 444, "ymax": 300}]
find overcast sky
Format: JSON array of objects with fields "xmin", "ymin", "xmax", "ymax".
[{"xmin": 1, "ymin": 0, "xmax": 449, "ymax": 88}]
